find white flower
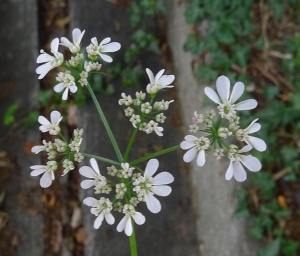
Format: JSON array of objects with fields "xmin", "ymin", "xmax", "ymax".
[
  {"xmin": 36, "ymin": 38, "xmax": 64, "ymax": 79},
  {"xmin": 204, "ymin": 75, "xmax": 257, "ymax": 119},
  {"xmin": 225, "ymin": 145, "xmax": 262, "ymax": 182},
  {"xmin": 60, "ymin": 28, "xmax": 85, "ymax": 53},
  {"xmin": 30, "ymin": 161, "xmax": 57, "ymax": 188},
  {"xmin": 180, "ymin": 135, "xmax": 210, "ymax": 166},
  {"xmin": 79, "ymin": 158, "xmax": 107, "ymax": 189},
  {"xmin": 54, "ymin": 72, "xmax": 77, "ymax": 100},
  {"xmin": 86, "ymin": 37, "xmax": 121, "ymax": 62},
  {"xmin": 116, "ymin": 204, "xmax": 145, "ymax": 236},
  {"xmin": 145, "ymin": 120, "xmax": 164, "ymax": 136},
  {"xmin": 146, "ymin": 68, "xmax": 175, "ymax": 94},
  {"xmin": 31, "ymin": 140, "xmax": 48, "ymax": 154},
  {"xmin": 83, "ymin": 197, "xmax": 115, "ymax": 229},
  {"xmin": 235, "ymin": 118, "xmax": 267, "ymax": 152},
  {"xmin": 133, "ymin": 159, "xmax": 174, "ymax": 213},
  {"xmin": 38, "ymin": 110, "xmax": 63, "ymax": 135}
]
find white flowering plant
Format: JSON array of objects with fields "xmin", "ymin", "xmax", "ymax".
[{"xmin": 30, "ymin": 28, "xmax": 266, "ymax": 255}]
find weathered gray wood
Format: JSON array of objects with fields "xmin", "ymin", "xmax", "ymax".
[
  {"xmin": 0, "ymin": 0, "xmax": 43, "ymax": 255},
  {"xmin": 70, "ymin": 1, "xmax": 199, "ymax": 255}
]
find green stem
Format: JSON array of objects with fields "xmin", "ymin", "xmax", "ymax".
[
  {"xmin": 124, "ymin": 127, "xmax": 139, "ymax": 162},
  {"xmin": 129, "ymin": 145, "xmax": 180, "ymax": 166},
  {"xmin": 129, "ymin": 222, "xmax": 138, "ymax": 256},
  {"xmin": 86, "ymin": 83, "xmax": 123, "ymax": 162},
  {"xmin": 81, "ymin": 153, "xmax": 120, "ymax": 166}
]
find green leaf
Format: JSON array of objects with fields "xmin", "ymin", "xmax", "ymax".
[
  {"xmin": 184, "ymin": 34, "xmax": 199, "ymax": 55},
  {"xmin": 246, "ymin": 226, "xmax": 263, "ymax": 241},
  {"xmin": 257, "ymin": 238, "xmax": 281, "ymax": 256},
  {"xmin": 184, "ymin": 3, "xmax": 203, "ymax": 23},
  {"xmin": 22, "ymin": 111, "xmax": 39, "ymax": 126},
  {"xmin": 263, "ymin": 86, "xmax": 279, "ymax": 101},
  {"xmin": 250, "ymin": 172, "xmax": 275, "ymax": 199},
  {"xmin": 280, "ymin": 146, "xmax": 299, "ymax": 165},
  {"xmin": 38, "ymin": 90, "xmax": 53, "ymax": 107},
  {"xmin": 281, "ymin": 240, "xmax": 299, "ymax": 256},
  {"xmin": 3, "ymin": 103, "xmax": 19, "ymax": 125},
  {"xmin": 196, "ymin": 66, "xmax": 218, "ymax": 83}
]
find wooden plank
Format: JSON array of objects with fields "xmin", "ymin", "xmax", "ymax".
[{"xmin": 0, "ymin": 0, "xmax": 44, "ymax": 255}]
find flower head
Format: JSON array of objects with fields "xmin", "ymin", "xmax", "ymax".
[
  {"xmin": 180, "ymin": 135, "xmax": 210, "ymax": 166},
  {"xmin": 225, "ymin": 145, "xmax": 262, "ymax": 182},
  {"xmin": 146, "ymin": 68, "xmax": 175, "ymax": 94},
  {"xmin": 86, "ymin": 37, "xmax": 121, "ymax": 62},
  {"xmin": 116, "ymin": 204, "xmax": 145, "ymax": 236},
  {"xmin": 30, "ymin": 161, "xmax": 57, "ymax": 188},
  {"xmin": 38, "ymin": 110, "xmax": 63, "ymax": 135},
  {"xmin": 36, "ymin": 38, "xmax": 64, "ymax": 79},
  {"xmin": 54, "ymin": 72, "xmax": 78, "ymax": 100},
  {"xmin": 133, "ymin": 159, "xmax": 174, "ymax": 213},
  {"xmin": 83, "ymin": 197, "xmax": 115, "ymax": 229},
  {"xmin": 236, "ymin": 118, "xmax": 267, "ymax": 152},
  {"xmin": 204, "ymin": 75, "xmax": 257, "ymax": 119},
  {"xmin": 60, "ymin": 28, "xmax": 85, "ymax": 53},
  {"xmin": 79, "ymin": 158, "xmax": 107, "ymax": 189}
]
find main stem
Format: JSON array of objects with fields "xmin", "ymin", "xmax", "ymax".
[
  {"xmin": 129, "ymin": 221, "xmax": 138, "ymax": 256},
  {"xmin": 86, "ymin": 83, "xmax": 123, "ymax": 162}
]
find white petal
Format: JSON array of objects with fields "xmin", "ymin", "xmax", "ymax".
[
  {"xmin": 90, "ymin": 158, "xmax": 100, "ymax": 174},
  {"xmin": 62, "ymin": 88, "xmax": 69, "ymax": 100},
  {"xmin": 117, "ymin": 216, "xmax": 127, "ymax": 233},
  {"xmin": 37, "ymin": 53, "xmax": 53, "ymax": 63},
  {"xmin": 240, "ymin": 155, "xmax": 262, "ymax": 172},
  {"xmin": 145, "ymin": 193, "xmax": 161, "ymax": 213},
  {"xmin": 247, "ymin": 123, "xmax": 261, "ymax": 134},
  {"xmin": 216, "ymin": 75, "xmax": 230, "ymax": 101},
  {"xmin": 102, "ymin": 42, "xmax": 121, "ymax": 52},
  {"xmin": 79, "ymin": 166, "xmax": 96, "ymax": 178},
  {"xmin": 105, "ymin": 213, "xmax": 115, "ymax": 225},
  {"xmin": 50, "ymin": 38, "xmax": 60, "ymax": 52},
  {"xmin": 154, "ymin": 69, "xmax": 165, "ymax": 82},
  {"xmin": 72, "ymin": 28, "xmax": 84, "ymax": 44},
  {"xmin": 233, "ymin": 162, "xmax": 247, "ymax": 182},
  {"xmin": 91, "ymin": 37, "xmax": 98, "ymax": 46},
  {"xmin": 30, "ymin": 165, "xmax": 46, "ymax": 170},
  {"xmin": 152, "ymin": 172, "xmax": 174, "ymax": 185},
  {"xmin": 183, "ymin": 147, "xmax": 197, "ymax": 163},
  {"xmin": 225, "ymin": 162, "xmax": 234, "ymax": 180},
  {"xmin": 236, "ymin": 99, "xmax": 258, "ymax": 110},
  {"xmin": 94, "ymin": 213, "xmax": 104, "ymax": 229},
  {"xmin": 146, "ymin": 68, "xmax": 154, "ymax": 83},
  {"xmin": 247, "ymin": 136, "xmax": 267, "ymax": 152},
  {"xmin": 239, "ymin": 144, "xmax": 253, "ymax": 153},
  {"xmin": 30, "ymin": 168, "xmax": 46, "ymax": 176},
  {"xmin": 60, "ymin": 37, "xmax": 72, "ymax": 48},
  {"xmin": 36, "ymin": 62, "xmax": 53, "ymax": 79},
  {"xmin": 204, "ymin": 87, "xmax": 221, "ymax": 104},
  {"xmin": 83, "ymin": 197, "xmax": 97, "ymax": 207},
  {"xmin": 229, "ymin": 81, "xmax": 244, "ymax": 103},
  {"xmin": 80, "ymin": 180, "xmax": 94, "ymax": 189},
  {"xmin": 184, "ymin": 135, "xmax": 198, "ymax": 141},
  {"xmin": 132, "ymin": 212, "xmax": 145, "ymax": 225},
  {"xmin": 31, "ymin": 145, "xmax": 44, "ymax": 154},
  {"xmin": 151, "ymin": 185, "xmax": 172, "ymax": 196},
  {"xmin": 196, "ymin": 149, "xmax": 206, "ymax": 166},
  {"xmin": 144, "ymin": 159, "xmax": 159, "ymax": 178},
  {"xmin": 124, "ymin": 217, "xmax": 133, "ymax": 236},
  {"xmin": 159, "ymin": 75, "xmax": 175, "ymax": 87},
  {"xmin": 99, "ymin": 53, "xmax": 113, "ymax": 63},
  {"xmin": 180, "ymin": 140, "xmax": 196, "ymax": 150},
  {"xmin": 54, "ymin": 83, "xmax": 65, "ymax": 93},
  {"xmin": 40, "ymin": 170, "xmax": 53, "ymax": 188},
  {"xmin": 70, "ymin": 85, "xmax": 78, "ymax": 93},
  {"xmin": 100, "ymin": 37, "xmax": 111, "ymax": 45},
  {"xmin": 50, "ymin": 110, "xmax": 62, "ymax": 123},
  {"xmin": 38, "ymin": 116, "xmax": 50, "ymax": 126}
]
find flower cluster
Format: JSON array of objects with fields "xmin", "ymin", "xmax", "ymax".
[
  {"xmin": 80, "ymin": 158, "xmax": 174, "ymax": 236},
  {"xmin": 118, "ymin": 69, "xmax": 175, "ymax": 136},
  {"xmin": 180, "ymin": 75, "xmax": 267, "ymax": 182},
  {"xmin": 36, "ymin": 28, "xmax": 121, "ymax": 100},
  {"xmin": 30, "ymin": 110, "xmax": 84, "ymax": 187}
]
